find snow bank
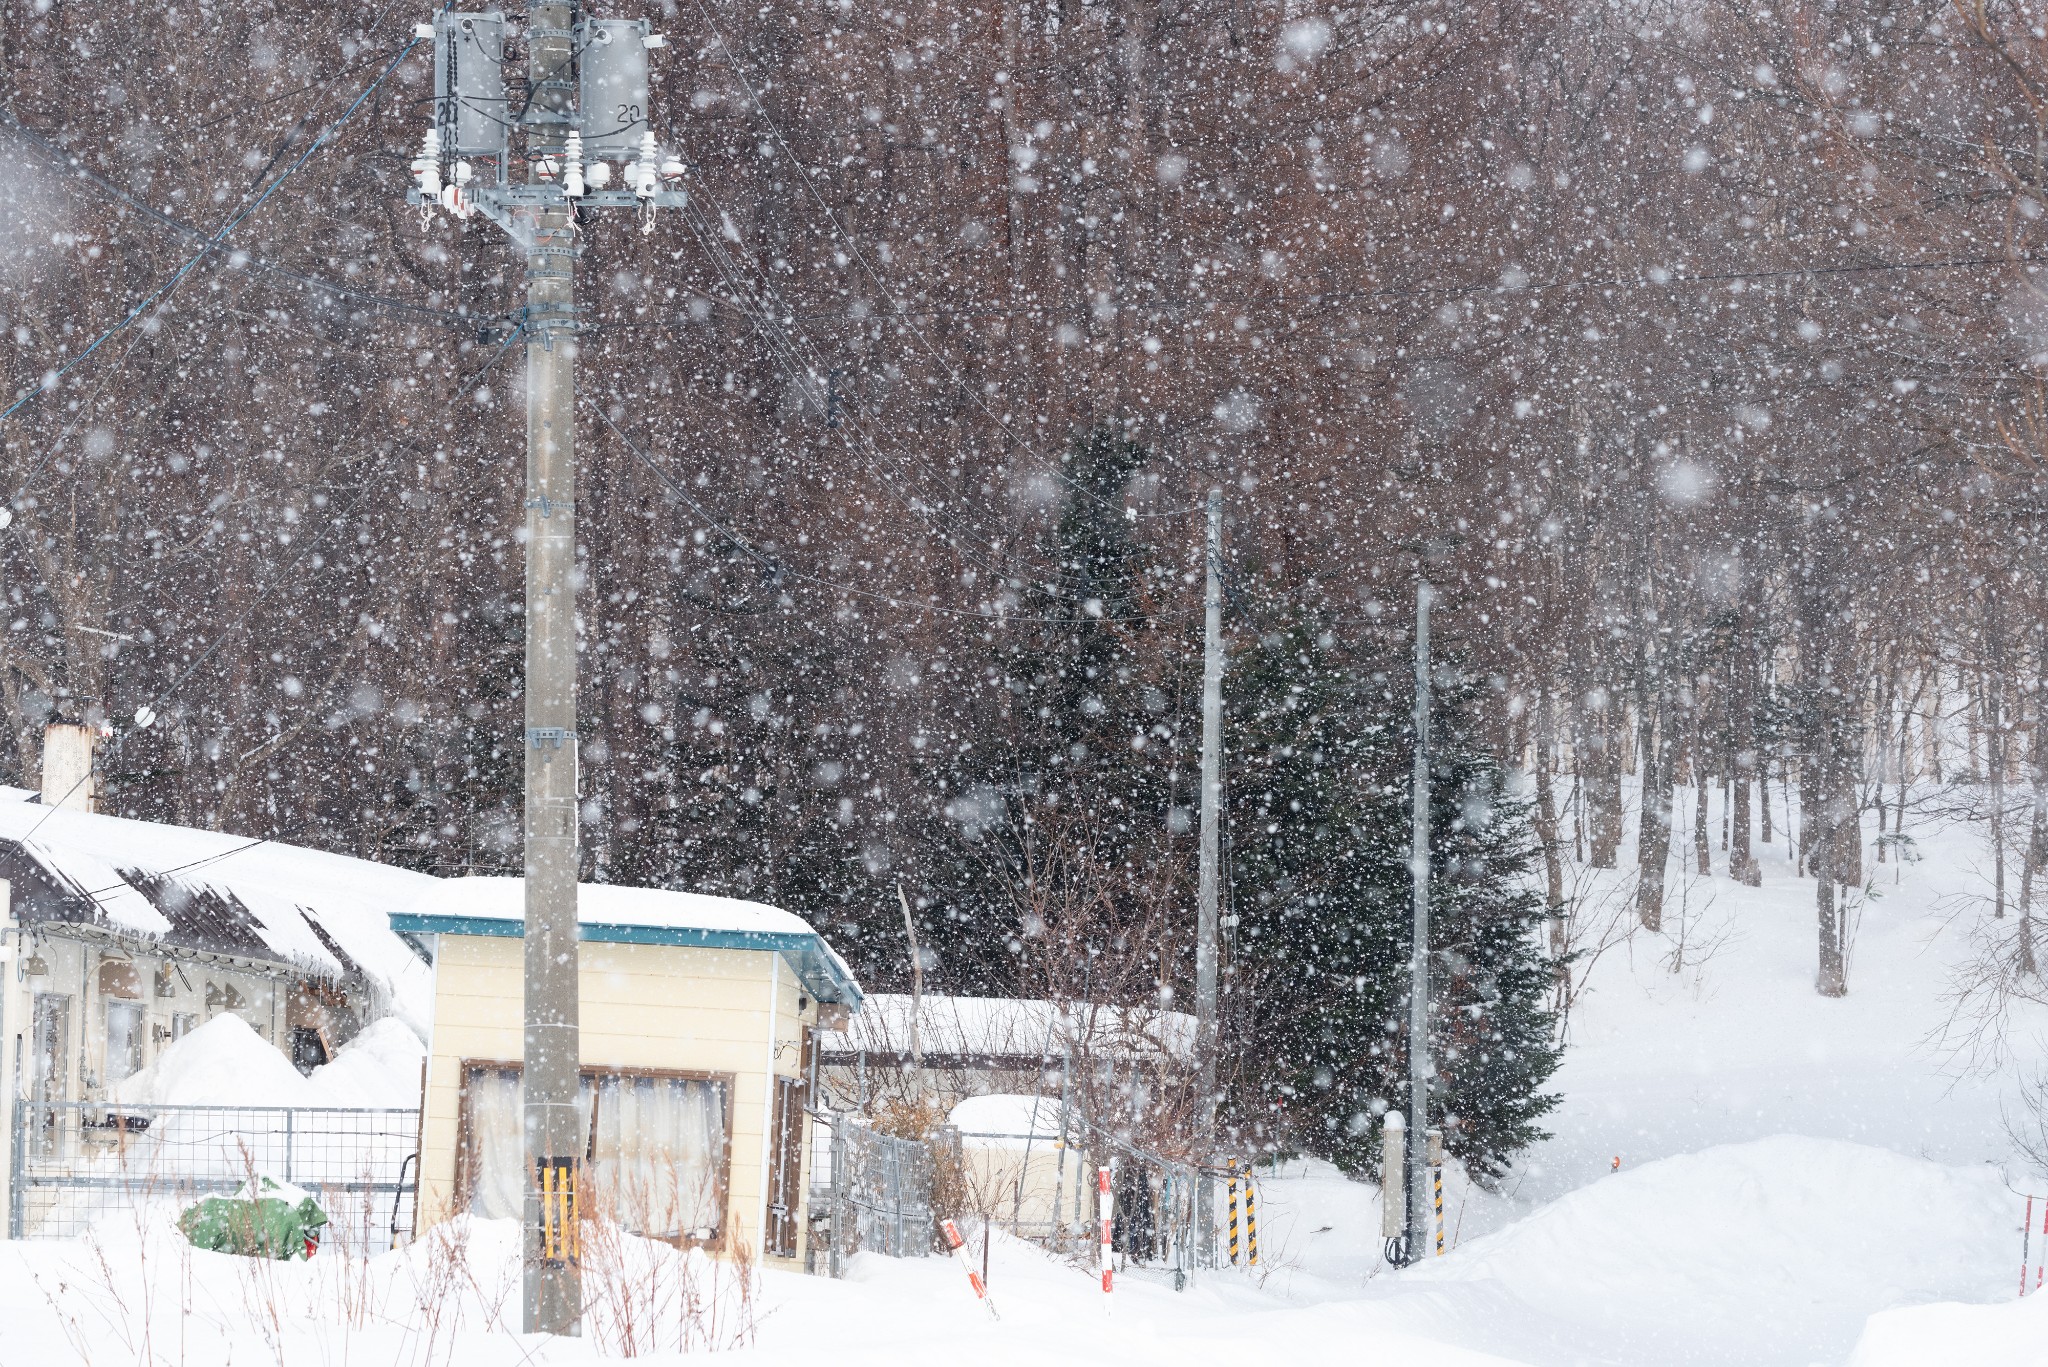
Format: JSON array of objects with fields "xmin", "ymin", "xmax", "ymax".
[
  {"xmin": 110, "ymin": 1014, "xmax": 319, "ymax": 1108},
  {"xmin": 1846, "ymin": 1290, "xmax": 2048, "ymax": 1367},
  {"xmin": 306, "ymin": 1017, "xmax": 427, "ymax": 1108},
  {"xmin": 1391, "ymin": 1135, "xmax": 2015, "ymax": 1366},
  {"xmin": 108, "ymin": 1013, "xmax": 425, "ymax": 1110}
]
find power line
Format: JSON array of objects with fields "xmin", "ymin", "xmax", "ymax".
[
  {"xmin": 0, "ymin": 111, "xmax": 475, "ymax": 329},
  {"xmin": 4, "ymin": 28, "xmax": 496, "ymax": 854},
  {"xmin": 603, "ymin": 248, "xmax": 2025, "ymax": 333},
  {"xmin": 0, "ymin": 29, "xmax": 429, "ymax": 457},
  {"xmin": 685, "ymin": 0, "xmax": 1204, "ymax": 526},
  {"xmin": 669, "ymin": 187, "xmax": 1184, "ymax": 598},
  {"xmin": 588, "ymin": 393, "xmax": 1189, "ymax": 626}
]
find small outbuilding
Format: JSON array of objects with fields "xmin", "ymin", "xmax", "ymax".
[{"xmin": 392, "ymin": 879, "xmax": 861, "ymax": 1267}]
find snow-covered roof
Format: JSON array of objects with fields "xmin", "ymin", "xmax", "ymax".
[
  {"xmin": 391, "ymin": 876, "xmax": 863, "ymax": 1006},
  {"xmin": 416, "ymin": 876, "xmax": 816, "ymax": 937},
  {"xmin": 947, "ymin": 1093, "xmax": 1065, "ymax": 1146},
  {"xmin": 0, "ymin": 791, "xmax": 435, "ymax": 1032},
  {"xmin": 819, "ymin": 993, "xmax": 1194, "ymax": 1065}
]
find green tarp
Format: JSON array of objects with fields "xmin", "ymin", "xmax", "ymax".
[{"xmin": 178, "ymin": 1176, "xmax": 328, "ymax": 1260}]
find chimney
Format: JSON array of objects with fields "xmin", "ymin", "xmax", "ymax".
[{"xmin": 41, "ymin": 722, "xmax": 98, "ymax": 814}]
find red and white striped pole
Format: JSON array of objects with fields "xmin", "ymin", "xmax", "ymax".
[
  {"xmin": 940, "ymin": 1219, "xmax": 1000, "ymax": 1320},
  {"xmin": 1098, "ymin": 1165, "xmax": 1114, "ymax": 1305},
  {"xmin": 2037, "ymin": 1198, "xmax": 2047, "ymax": 1292}
]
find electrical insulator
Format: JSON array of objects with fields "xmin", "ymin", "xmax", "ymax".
[
  {"xmin": 413, "ymin": 127, "xmax": 443, "ymax": 200},
  {"xmin": 563, "ymin": 131, "xmax": 586, "ymax": 198},
  {"xmin": 633, "ymin": 132, "xmax": 660, "ymax": 198},
  {"xmin": 660, "ymin": 156, "xmax": 684, "ymax": 187},
  {"xmin": 585, "ymin": 160, "xmax": 612, "ymax": 189}
]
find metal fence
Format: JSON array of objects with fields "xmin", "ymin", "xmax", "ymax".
[
  {"xmin": 808, "ymin": 1115, "xmax": 934, "ymax": 1275},
  {"xmin": 9, "ymin": 1100, "xmax": 421, "ymax": 1252}
]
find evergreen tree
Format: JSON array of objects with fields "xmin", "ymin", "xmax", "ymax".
[
  {"xmin": 909, "ymin": 428, "xmax": 1196, "ymax": 996},
  {"xmin": 1225, "ymin": 616, "xmax": 1560, "ymax": 1183}
]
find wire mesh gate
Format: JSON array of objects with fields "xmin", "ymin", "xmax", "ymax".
[
  {"xmin": 9, "ymin": 1100, "xmax": 421, "ymax": 1252},
  {"xmin": 809, "ymin": 1115, "xmax": 935, "ymax": 1275}
]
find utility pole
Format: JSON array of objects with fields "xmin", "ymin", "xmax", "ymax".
[
  {"xmin": 521, "ymin": 1, "xmax": 581, "ymax": 1335},
  {"xmin": 1405, "ymin": 579, "xmax": 1434, "ymax": 1265},
  {"xmin": 407, "ymin": 5, "xmax": 686, "ymax": 1336},
  {"xmin": 1195, "ymin": 488, "xmax": 1225, "ymax": 1264}
]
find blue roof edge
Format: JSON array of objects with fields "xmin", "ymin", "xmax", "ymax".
[{"xmin": 388, "ymin": 912, "xmax": 863, "ymax": 1008}]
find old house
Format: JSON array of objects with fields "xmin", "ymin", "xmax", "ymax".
[{"xmin": 0, "ymin": 734, "xmax": 436, "ymax": 1234}]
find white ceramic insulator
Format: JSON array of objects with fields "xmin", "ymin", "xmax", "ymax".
[{"xmin": 564, "ymin": 132, "xmax": 585, "ymax": 198}]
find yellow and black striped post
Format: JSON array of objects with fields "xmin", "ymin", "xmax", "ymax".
[
  {"xmin": 1426, "ymin": 1128, "xmax": 1444, "ymax": 1257},
  {"xmin": 1245, "ymin": 1171, "xmax": 1258, "ymax": 1265},
  {"xmin": 1433, "ymin": 1166, "xmax": 1443, "ymax": 1256},
  {"xmin": 1227, "ymin": 1157, "xmax": 1241, "ymax": 1263}
]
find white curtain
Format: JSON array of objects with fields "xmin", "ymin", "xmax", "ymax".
[
  {"xmin": 464, "ymin": 1067, "xmax": 528, "ymax": 1221},
  {"xmin": 465, "ymin": 1068, "xmax": 727, "ymax": 1238}
]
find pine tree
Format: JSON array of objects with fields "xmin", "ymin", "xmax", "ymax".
[
  {"xmin": 908, "ymin": 428, "xmax": 1196, "ymax": 996},
  {"xmin": 1225, "ymin": 615, "xmax": 1560, "ymax": 1183}
]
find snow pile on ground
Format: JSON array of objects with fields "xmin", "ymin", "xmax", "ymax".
[
  {"xmin": 308, "ymin": 1017, "xmax": 428, "ymax": 1107},
  {"xmin": 0, "ymin": 1211, "xmax": 761, "ymax": 1365},
  {"xmin": 1383, "ymin": 1136, "xmax": 2013, "ymax": 1366},
  {"xmin": 110, "ymin": 1013, "xmax": 321, "ymax": 1107},
  {"xmin": 108, "ymin": 1013, "xmax": 426, "ymax": 1109},
  {"xmin": 1846, "ymin": 1290, "xmax": 2048, "ymax": 1367}
]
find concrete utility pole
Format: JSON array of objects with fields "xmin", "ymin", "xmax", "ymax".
[
  {"xmin": 1405, "ymin": 579, "xmax": 1434, "ymax": 1265},
  {"xmin": 408, "ymin": 4, "xmax": 685, "ymax": 1336},
  {"xmin": 1195, "ymin": 488, "xmax": 1225, "ymax": 1263},
  {"xmin": 521, "ymin": 1, "xmax": 582, "ymax": 1335}
]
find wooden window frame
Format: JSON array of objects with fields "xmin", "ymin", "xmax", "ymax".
[{"xmin": 455, "ymin": 1059, "xmax": 738, "ymax": 1251}]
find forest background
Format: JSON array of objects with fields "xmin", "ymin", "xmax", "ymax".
[{"xmin": 5, "ymin": 0, "xmax": 2048, "ymax": 1164}]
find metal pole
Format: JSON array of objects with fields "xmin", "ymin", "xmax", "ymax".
[
  {"xmin": 1194, "ymin": 487, "xmax": 1225, "ymax": 1266},
  {"xmin": 8, "ymin": 1096, "xmax": 24, "ymax": 1239},
  {"xmin": 1405, "ymin": 580, "xmax": 1433, "ymax": 1264},
  {"xmin": 522, "ymin": 0, "xmax": 583, "ymax": 1336}
]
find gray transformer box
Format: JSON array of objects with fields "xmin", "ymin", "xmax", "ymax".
[
  {"xmin": 577, "ymin": 18, "xmax": 653, "ymax": 158},
  {"xmin": 435, "ymin": 11, "xmax": 510, "ymax": 160}
]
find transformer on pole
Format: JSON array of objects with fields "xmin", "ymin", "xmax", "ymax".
[{"xmin": 405, "ymin": 5, "xmax": 688, "ymax": 1337}]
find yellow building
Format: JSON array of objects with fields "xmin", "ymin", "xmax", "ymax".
[{"xmin": 391, "ymin": 879, "xmax": 860, "ymax": 1267}]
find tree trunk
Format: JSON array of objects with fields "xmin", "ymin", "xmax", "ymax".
[
  {"xmin": 1989, "ymin": 593, "xmax": 2007, "ymax": 919},
  {"xmin": 1872, "ymin": 665, "xmax": 1893, "ymax": 864},
  {"xmin": 1815, "ymin": 858, "xmax": 1847, "ymax": 997},
  {"xmin": 1759, "ymin": 750, "xmax": 1775, "ymax": 846},
  {"xmin": 2021, "ymin": 677, "xmax": 2045, "ymax": 976},
  {"xmin": 1636, "ymin": 689, "xmax": 1673, "ymax": 931},
  {"xmin": 1586, "ymin": 692, "xmax": 1624, "ymax": 869},
  {"xmin": 1692, "ymin": 715, "xmax": 1712, "ymax": 877},
  {"xmin": 1534, "ymin": 686, "xmax": 1567, "ymax": 960},
  {"xmin": 1730, "ymin": 613, "xmax": 1758, "ymax": 883}
]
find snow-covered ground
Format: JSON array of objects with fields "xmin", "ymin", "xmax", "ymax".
[{"xmin": 5, "ymin": 787, "xmax": 2045, "ymax": 1365}]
